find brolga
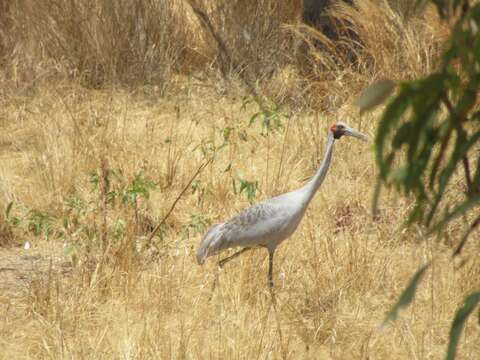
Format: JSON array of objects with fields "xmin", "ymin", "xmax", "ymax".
[{"xmin": 196, "ymin": 122, "xmax": 368, "ymax": 287}]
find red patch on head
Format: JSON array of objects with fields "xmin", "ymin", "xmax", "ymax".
[{"xmin": 330, "ymin": 123, "xmax": 337, "ymax": 132}]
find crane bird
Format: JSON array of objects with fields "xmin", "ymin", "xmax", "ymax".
[{"xmin": 196, "ymin": 122, "xmax": 368, "ymax": 287}]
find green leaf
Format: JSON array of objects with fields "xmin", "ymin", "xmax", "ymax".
[
  {"xmin": 430, "ymin": 196, "xmax": 480, "ymax": 234},
  {"xmin": 426, "ymin": 128, "xmax": 480, "ymax": 226},
  {"xmin": 407, "ymin": 202, "xmax": 425, "ymax": 224},
  {"xmin": 5, "ymin": 201, "xmax": 13, "ymax": 219},
  {"xmin": 429, "ymin": 125, "xmax": 452, "ymax": 190},
  {"xmin": 356, "ymin": 79, "xmax": 396, "ymax": 114},
  {"xmin": 106, "ymin": 191, "xmax": 117, "ymax": 205},
  {"xmin": 383, "ymin": 263, "xmax": 430, "ymax": 325},
  {"xmin": 89, "ymin": 172, "xmax": 100, "ymax": 187},
  {"xmin": 249, "ymin": 112, "xmax": 261, "ymax": 126},
  {"xmin": 191, "ymin": 179, "xmax": 200, "ymax": 194},
  {"xmin": 456, "ymin": 87, "xmax": 477, "ymax": 117},
  {"xmin": 392, "ymin": 122, "xmax": 414, "ymax": 149},
  {"xmin": 447, "ymin": 292, "xmax": 480, "ymax": 360},
  {"xmin": 375, "ymin": 90, "xmax": 410, "ymax": 178},
  {"xmin": 64, "ymin": 244, "xmax": 78, "ymax": 267},
  {"xmin": 222, "ymin": 126, "xmax": 233, "ymax": 141}
]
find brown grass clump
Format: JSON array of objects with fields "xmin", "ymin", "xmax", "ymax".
[
  {"xmin": 0, "ymin": 1, "xmax": 478, "ymax": 359},
  {"xmin": 1, "ymin": 0, "xmax": 195, "ymax": 87},
  {"xmin": 190, "ymin": 0, "xmax": 298, "ymax": 77},
  {"xmin": 287, "ymin": 0, "xmax": 448, "ymax": 110}
]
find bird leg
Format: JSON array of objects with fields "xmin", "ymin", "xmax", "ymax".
[
  {"xmin": 218, "ymin": 247, "xmax": 251, "ymax": 268},
  {"xmin": 268, "ymin": 249, "xmax": 275, "ymax": 287}
]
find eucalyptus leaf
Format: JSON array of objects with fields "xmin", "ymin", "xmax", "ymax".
[
  {"xmin": 383, "ymin": 263, "xmax": 430, "ymax": 325},
  {"xmin": 356, "ymin": 79, "xmax": 396, "ymax": 114},
  {"xmin": 430, "ymin": 196, "xmax": 480, "ymax": 234},
  {"xmin": 375, "ymin": 90, "xmax": 410, "ymax": 178},
  {"xmin": 447, "ymin": 292, "xmax": 480, "ymax": 360}
]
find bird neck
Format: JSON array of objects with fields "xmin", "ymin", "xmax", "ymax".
[{"xmin": 302, "ymin": 132, "xmax": 335, "ymax": 204}]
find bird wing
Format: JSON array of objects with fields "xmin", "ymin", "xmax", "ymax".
[{"xmin": 196, "ymin": 196, "xmax": 294, "ymax": 264}]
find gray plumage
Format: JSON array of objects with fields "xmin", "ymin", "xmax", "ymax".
[{"xmin": 197, "ymin": 122, "xmax": 368, "ymax": 286}]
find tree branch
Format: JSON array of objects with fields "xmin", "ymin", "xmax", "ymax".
[
  {"xmin": 186, "ymin": 1, "xmax": 266, "ymax": 111},
  {"xmin": 453, "ymin": 214, "xmax": 480, "ymax": 257}
]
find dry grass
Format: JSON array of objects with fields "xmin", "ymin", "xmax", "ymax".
[
  {"xmin": 1, "ymin": 0, "xmax": 196, "ymax": 88},
  {"xmin": 285, "ymin": 0, "xmax": 448, "ymax": 110},
  {"xmin": 1, "ymin": 81, "xmax": 479, "ymax": 359},
  {"xmin": 0, "ymin": 0, "xmax": 479, "ymax": 359}
]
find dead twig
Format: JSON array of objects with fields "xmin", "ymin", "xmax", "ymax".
[
  {"xmin": 186, "ymin": 1, "xmax": 266, "ymax": 111},
  {"xmin": 146, "ymin": 158, "xmax": 213, "ymax": 246}
]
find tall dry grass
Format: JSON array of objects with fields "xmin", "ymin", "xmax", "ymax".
[
  {"xmin": 0, "ymin": 0, "xmax": 299, "ymax": 91},
  {"xmin": 284, "ymin": 0, "xmax": 448, "ymax": 110},
  {"xmin": 1, "ymin": 0, "xmax": 195, "ymax": 87},
  {"xmin": 0, "ymin": 0, "xmax": 448, "ymax": 107},
  {"xmin": 189, "ymin": 0, "xmax": 298, "ymax": 78},
  {"xmin": 0, "ymin": 1, "xmax": 478, "ymax": 359}
]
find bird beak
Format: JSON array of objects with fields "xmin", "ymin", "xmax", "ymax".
[{"xmin": 345, "ymin": 127, "xmax": 368, "ymax": 141}]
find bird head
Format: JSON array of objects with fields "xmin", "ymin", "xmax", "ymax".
[{"xmin": 330, "ymin": 122, "xmax": 368, "ymax": 141}]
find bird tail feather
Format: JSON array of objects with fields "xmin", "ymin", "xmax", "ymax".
[{"xmin": 196, "ymin": 223, "xmax": 224, "ymax": 265}]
